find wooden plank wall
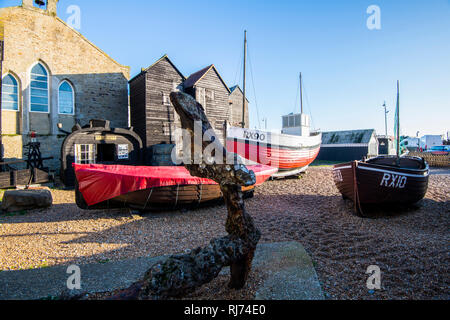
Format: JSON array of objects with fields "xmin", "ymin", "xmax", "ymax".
[
  {"xmin": 229, "ymin": 88, "xmax": 250, "ymax": 128},
  {"xmin": 129, "ymin": 74, "xmax": 147, "ymax": 147},
  {"xmin": 145, "ymin": 58, "xmax": 184, "ymax": 147},
  {"xmin": 193, "ymin": 68, "xmax": 231, "ymax": 144}
]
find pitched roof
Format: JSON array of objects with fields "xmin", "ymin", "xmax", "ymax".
[
  {"xmin": 184, "ymin": 65, "xmax": 231, "ymax": 93},
  {"xmin": 229, "ymin": 85, "xmax": 249, "ymax": 102},
  {"xmin": 322, "ymin": 129, "xmax": 376, "ymax": 145},
  {"xmin": 229, "ymin": 85, "xmax": 239, "ymax": 93},
  {"xmin": 129, "ymin": 54, "xmax": 185, "ymax": 83}
]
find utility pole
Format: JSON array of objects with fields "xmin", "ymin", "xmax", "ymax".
[{"xmin": 382, "ymin": 101, "xmax": 389, "ymax": 136}]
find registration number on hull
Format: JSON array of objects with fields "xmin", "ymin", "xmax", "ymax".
[
  {"xmin": 243, "ymin": 130, "xmax": 267, "ymax": 142},
  {"xmin": 380, "ymin": 173, "xmax": 407, "ymax": 189}
]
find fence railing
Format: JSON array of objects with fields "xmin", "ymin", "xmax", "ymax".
[{"xmin": 409, "ymin": 152, "xmax": 450, "ymax": 168}]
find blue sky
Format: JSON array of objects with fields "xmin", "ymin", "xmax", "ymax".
[{"xmin": 2, "ymin": 0, "xmax": 449, "ymax": 137}]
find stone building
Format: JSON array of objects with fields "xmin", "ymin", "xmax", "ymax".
[{"xmin": 0, "ymin": 0, "xmax": 130, "ymax": 170}]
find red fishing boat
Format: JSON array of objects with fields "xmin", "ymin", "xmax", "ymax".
[
  {"xmin": 227, "ymin": 45, "xmax": 322, "ymax": 177},
  {"xmin": 226, "ymin": 127, "xmax": 322, "ymax": 176},
  {"xmin": 74, "ymin": 164, "xmax": 278, "ymax": 211}
]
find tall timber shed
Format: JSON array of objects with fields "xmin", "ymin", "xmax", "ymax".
[
  {"xmin": 317, "ymin": 129, "xmax": 379, "ymax": 162},
  {"xmin": 60, "ymin": 119, "xmax": 143, "ymax": 187},
  {"xmin": 128, "ymin": 55, "xmax": 186, "ymax": 164}
]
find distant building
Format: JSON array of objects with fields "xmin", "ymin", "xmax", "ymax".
[
  {"xmin": 377, "ymin": 135, "xmax": 396, "ymax": 155},
  {"xmin": 317, "ymin": 129, "xmax": 378, "ymax": 162},
  {"xmin": 403, "ymin": 137, "xmax": 421, "ymax": 152},
  {"xmin": 0, "ymin": 0, "xmax": 130, "ymax": 170},
  {"xmin": 129, "ymin": 56, "xmax": 249, "ymax": 164},
  {"xmin": 420, "ymin": 135, "xmax": 443, "ymax": 150}
]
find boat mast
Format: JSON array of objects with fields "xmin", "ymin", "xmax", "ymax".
[
  {"xmin": 396, "ymin": 80, "xmax": 400, "ymax": 158},
  {"xmin": 300, "ymin": 72, "xmax": 303, "ymax": 114},
  {"xmin": 242, "ymin": 30, "xmax": 247, "ymax": 129}
]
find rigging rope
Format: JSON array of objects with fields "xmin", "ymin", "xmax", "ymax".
[{"xmin": 247, "ymin": 46, "xmax": 261, "ymax": 129}]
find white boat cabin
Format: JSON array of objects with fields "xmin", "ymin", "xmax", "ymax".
[{"xmin": 281, "ymin": 113, "xmax": 311, "ymax": 137}]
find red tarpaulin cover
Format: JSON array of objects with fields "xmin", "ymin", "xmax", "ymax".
[{"xmin": 74, "ymin": 164, "xmax": 278, "ymax": 206}]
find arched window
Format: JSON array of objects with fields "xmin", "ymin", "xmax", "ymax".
[
  {"xmin": 1, "ymin": 74, "xmax": 19, "ymax": 111},
  {"xmin": 58, "ymin": 81, "xmax": 74, "ymax": 115},
  {"xmin": 30, "ymin": 63, "xmax": 49, "ymax": 113}
]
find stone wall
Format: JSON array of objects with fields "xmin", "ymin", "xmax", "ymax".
[{"xmin": 0, "ymin": 5, "xmax": 130, "ymax": 172}]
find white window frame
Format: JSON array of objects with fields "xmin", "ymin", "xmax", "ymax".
[
  {"xmin": 75, "ymin": 144, "xmax": 96, "ymax": 164},
  {"xmin": 58, "ymin": 80, "xmax": 75, "ymax": 115},
  {"xmin": 1, "ymin": 73, "xmax": 20, "ymax": 112},
  {"xmin": 29, "ymin": 62, "xmax": 50, "ymax": 114}
]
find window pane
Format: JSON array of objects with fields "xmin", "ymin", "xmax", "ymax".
[
  {"xmin": 31, "ymin": 74, "xmax": 48, "ymax": 82},
  {"xmin": 31, "ymin": 96, "xmax": 48, "ymax": 105},
  {"xmin": 3, "ymin": 85, "xmax": 17, "ymax": 94},
  {"xmin": 31, "ymin": 63, "xmax": 48, "ymax": 76},
  {"xmin": 31, "ymin": 80, "xmax": 48, "ymax": 89},
  {"xmin": 3, "ymin": 75, "xmax": 16, "ymax": 86},
  {"xmin": 2, "ymin": 75, "xmax": 19, "ymax": 111},
  {"xmin": 59, "ymin": 82, "xmax": 74, "ymax": 114},
  {"xmin": 30, "ymin": 64, "xmax": 48, "ymax": 112},
  {"xmin": 288, "ymin": 116, "xmax": 294, "ymax": 127},
  {"xmin": 2, "ymin": 101, "xmax": 18, "ymax": 111},
  {"xmin": 31, "ymin": 88, "xmax": 47, "ymax": 97},
  {"xmin": 30, "ymin": 104, "xmax": 48, "ymax": 112},
  {"xmin": 3, "ymin": 93, "xmax": 18, "ymax": 102},
  {"xmin": 59, "ymin": 82, "xmax": 72, "ymax": 92}
]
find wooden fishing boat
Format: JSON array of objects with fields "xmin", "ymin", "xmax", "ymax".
[
  {"xmin": 74, "ymin": 164, "xmax": 278, "ymax": 211},
  {"xmin": 333, "ymin": 156, "xmax": 430, "ymax": 215},
  {"xmin": 333, "ymin": 81, "xmax": 430, "ymax": 216},
  {"xmin": 226, "ymin": 127, "xmax": 322, "ymax": 175},
  {"xmin": 226, "ymin": 33, "xmax": 321, "ymax": 177}
]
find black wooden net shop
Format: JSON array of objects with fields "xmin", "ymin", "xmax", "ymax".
[{"xmin": 60, "ymin": 120, "xmax": 143, "ymax": 187}]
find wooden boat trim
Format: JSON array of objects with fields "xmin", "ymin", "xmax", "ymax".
[
  {"xmin": 334, "ymin": 163, "xmax": 430, "ymax": 178},
  {"xmin": 357, "ymin": 165, "xmax": 430, "ymax": 178}
]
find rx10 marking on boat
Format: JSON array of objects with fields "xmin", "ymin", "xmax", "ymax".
[
  {"xmin": 243, "ymin": 130, "xmax": 266, "ymax": 142},
  {"xmin": 380, "ymin": 173, "xmax": 407, "ymax": 189}
]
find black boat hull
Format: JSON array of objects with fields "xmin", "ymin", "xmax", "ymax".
[{"xmin": 333, "ymin": 156, "xmax": 430, "ymax": 213}]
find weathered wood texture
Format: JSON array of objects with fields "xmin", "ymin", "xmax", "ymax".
[
  {"xmin": 129, "ymin": 57, "xmax": 185, "ymax": 151},
  {"xmin": 229, "ymin": 86, "xmax": 250, "ymax": 128},
  {"xmin": 189, "ymin": 67, "xmax": 231, "ymax": 145},
  {"xmin": 107, "ymin": 92, "xmax": 260, "ymax": 300},
  {"xmin": 129, "ymin": 58, "xmax": 250, "ymax": 164}
]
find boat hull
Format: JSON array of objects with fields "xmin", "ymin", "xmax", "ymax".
[
  {"xmin": 333, "ymin": 156, "xmax": 430, "ymax": 213},
  {"xmin": 74, "ymin": 164, "xmax": 277, "ymax": 211},
  {"xmin": 226, "ymin": 127, "xmax": 322, "ymax": 172},
  {"xmin": 76, "ymin": 183, "xmax": 254, "ymax": 211}
]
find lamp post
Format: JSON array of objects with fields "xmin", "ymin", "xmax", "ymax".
[{"xmin": 382, "ymin": 101, "xmax": 389, "ymax": 137}]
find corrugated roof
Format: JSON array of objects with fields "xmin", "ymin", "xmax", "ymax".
[{"xmin": 322, "ymin": 129, "xmax": 376, "ymax": 144}]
